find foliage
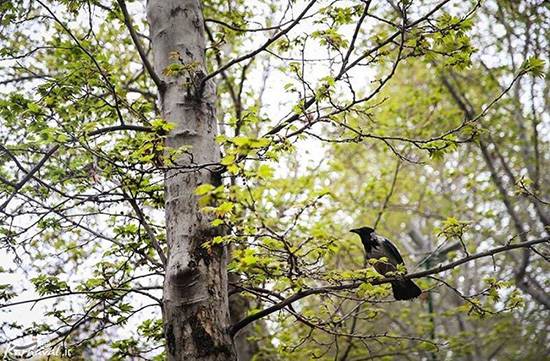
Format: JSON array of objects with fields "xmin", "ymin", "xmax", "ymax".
[{"xmin": 0, "ymin": 0, "xmax": 548, "ymax": 360}]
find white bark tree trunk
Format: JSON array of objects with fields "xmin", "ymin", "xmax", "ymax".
[{"xmin": 147, "ymin": 1, "xmax": 236, "ymax": 359}]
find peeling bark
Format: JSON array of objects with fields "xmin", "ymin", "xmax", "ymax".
[{"xmin": 147, "ymin": 1, "xmax": 236, "ymax": 359}]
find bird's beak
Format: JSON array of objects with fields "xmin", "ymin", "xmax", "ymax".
[{"xmin": 350, "ymin": 229, "xmax": 359, "ymax": 234}]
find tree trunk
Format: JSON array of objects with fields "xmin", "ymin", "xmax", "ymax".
[{"xmin": 147, "ymin": 1, "xmax": 236, "ymax": 360}]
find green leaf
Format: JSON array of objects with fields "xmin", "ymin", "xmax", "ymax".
[
  {"xmin": 232, "ymin": 136, "xmax": 250, "ymax": 147},
  {"xmin": 220, "ymin": 154, "xmax": 236, "ymax": 166},
  {"xmin": 211, "ymin": 219, "xmax": 224, "ymax": 226},
  {"xmin": 216, "ymin": 201, "xmax": 234, "ymax": 215},
  {"xmin": 195, "ymin": 183, "xmax": 215, "ymax": 195},
  {"xmin": 520, "ymin": 57, "xmax": 545, "ymax": 78},
  {"xmin": 227, "ymin": 164, "xmax": 239, "ymax": 174},
  {"xmin": 27, "ymin": 102, "xmax": 42, "ymax": 114},
  {"xmin": 257, "ymin": 164, "xmax": 274, "ymax": 179}
]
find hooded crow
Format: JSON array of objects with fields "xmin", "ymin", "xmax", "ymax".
[{"xmin": 350, "ymin": 226, "xmax": 421, "ymax": 300}]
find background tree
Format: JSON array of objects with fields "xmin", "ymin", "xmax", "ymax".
[{"xmin": 0, "ymin": 0, "xmax": 548, "ymax": 360}]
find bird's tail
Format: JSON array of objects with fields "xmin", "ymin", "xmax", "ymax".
[{"xmin": 391, "ymin": 279, "xmax": 422, "ymax": 300}]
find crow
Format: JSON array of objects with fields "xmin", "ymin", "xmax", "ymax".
[{"xmin": 350, "ymin": 226, "xmax": 422, "ymax": 300}]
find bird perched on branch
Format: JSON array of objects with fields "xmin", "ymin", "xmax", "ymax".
[{"xmin": 350, "ymin": 226, "xmax": 422, "ymax": 300}]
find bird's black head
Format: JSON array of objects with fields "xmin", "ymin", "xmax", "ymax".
[
  {"xmin": 350, "ymin": 226, "xmax": 375, "ymax": 238},
  {"xmin": 350, "ymin": 226, "xmax": 376, "ymax": 252}
]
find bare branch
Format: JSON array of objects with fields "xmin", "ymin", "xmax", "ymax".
[
  {"xmin": 201, "ymin": 0, "xmax": 318, "ymax": 87},
  {"xmin": 124, "ymin": 191, "xmax": 167, "ymax": 267},
  {"xmin": 116, "ymin": 0, "xmax": 164, "ymax": 91}
]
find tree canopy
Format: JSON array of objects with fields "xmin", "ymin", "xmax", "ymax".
[{"xmin": 0, "ymin": 0, "xmax": 548, "ymax": 360}]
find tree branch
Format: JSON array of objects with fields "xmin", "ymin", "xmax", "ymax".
[
  {"xmin": 264, "ymin": 0, "xmax": 454, "ymax": 138},
  {"xmin": 124, "ymin": 191, "xmax": 167, "ymax": 267},
  {"xmin": 116, "ymin": 0, "xmax": 164, "ymax": 91},
  {"xmin": 0, "ymin": 124, "xmax": 153, "ymax": 212},
  {"xmin": 229, "ymin": 236, "xmax": 549, "ymax": 337},
  {"xmin": 0, "ymin": 286, "xmax": 163, "ymax": 309},
  {"xmin": 201, "ymin": 0, "xmax": 317, "ymax": 87}
]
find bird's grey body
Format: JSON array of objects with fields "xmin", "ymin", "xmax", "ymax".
[
  {"xmin": 365, "ymin": 234, "xmax": 403, "ymax": 267},
  {"xmin": 350, "ymin": 227, "xmax": 422, "ymax": 300}
]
